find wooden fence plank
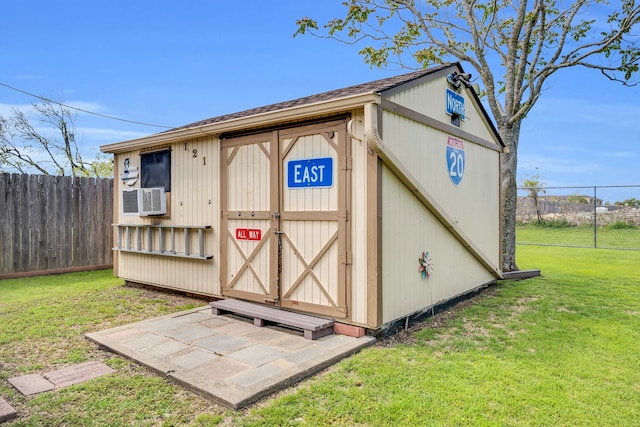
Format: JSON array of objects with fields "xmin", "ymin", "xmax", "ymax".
[
  {"xmin": 96, "ymin": 178, "xmax": 113, "ymax": 265},
  {"xmin": 44, "ymin": 175, "xmax": 56, "ymax": 270},
  {"xmin": 17, "ymin": 174, "xmax": 29, "ymax": 273},
  {"xmin": 0, "ymin": 174, "xmax": 14, "ymax": 274},
  {"xmin": 29, "ymin": 175, "xmax": 45, "ymax": 271},
  {"xmin": 0, "ymin": 174, "xmax": 113, "ymax": 276}
]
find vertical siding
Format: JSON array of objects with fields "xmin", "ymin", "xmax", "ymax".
[
  {"xmin": 388, "ymin": 77, "xmax": 497, "ymax": 143},
  {"xmin": 348, "ymin": 109, "xmax": 369, "ymax": 325},
  {"xmin": 280, "ymin": 220, "xmax": 339, "ymax": 306},
  {"xmin": 281, "ymin": 134, "xmax": 338, "ymax": 212},
  {"xmin": 226, "ymin": 218, "xmax": 271, "ymax": 294},
  {"xmin": 113, "ymin": 136, "xmax": 220, "ymax": 296},
  {"xmin": 379, "ymin": 75, "xmax": 501, "ymax": 323},
  {"xmin": 381, "ymin": 165, "xmax": 495, "ymax": 322},
  {"xmin": 227, "ymin": 142, "xmax": 271, "ymax": 212},
  {"xmin": 381, "ymin": 112, "xmax": 501, "ymax": 268},
  {"xmin": 221, "ymin": 132, "xmax": 277, "ymax": 302},
  {"xmin": 280, "ymin": 128, "xmax": 342, "ymax": 311}
]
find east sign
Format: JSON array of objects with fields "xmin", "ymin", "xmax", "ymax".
[{"xmin": 287, "ymin": 157, "xmax": 334, "ymax": 188}]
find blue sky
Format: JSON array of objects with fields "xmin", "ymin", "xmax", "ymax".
[{"xmin": 2, "ymin": 1, "xmax": 639, "ymax": 203}]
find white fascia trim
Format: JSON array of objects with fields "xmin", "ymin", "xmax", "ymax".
[{"xmin": 101, "ymin": 93, "xmax": 380, "ymax": 154}]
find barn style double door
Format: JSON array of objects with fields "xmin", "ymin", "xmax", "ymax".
[{"xmin": 220, "ymin": 119, "xmax": 350, "ymax": 318}]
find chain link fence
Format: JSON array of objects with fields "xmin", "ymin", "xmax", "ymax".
[{"xmin": 516, "ymin": 185, "xmax": 640, "ymax": 250}]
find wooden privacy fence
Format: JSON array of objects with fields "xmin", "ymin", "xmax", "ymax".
[{"xmin": 0, "ymin": 173, "xmax": 113, "ymax": 278}]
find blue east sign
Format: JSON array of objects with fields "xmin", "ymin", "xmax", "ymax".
[{"xmin": 287, "ymin": 157, "xmax": 333, "ymax": 188}]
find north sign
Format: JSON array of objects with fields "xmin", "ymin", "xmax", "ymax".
[{"xmin": 445, "ymin": 88, "xmax": 465, "ymax": 120}]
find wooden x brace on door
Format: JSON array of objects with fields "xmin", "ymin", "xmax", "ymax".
[
  {"xmin": 280, "ymin": 230, "xmax": 339, "ymax": 308},
  {"xmin": 225, "ymin": 226, "xmax": 271, "ymax": 295}
]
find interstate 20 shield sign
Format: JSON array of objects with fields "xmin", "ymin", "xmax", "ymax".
[{"xmin": 446, "ymin": 137, "xmax": 465, "ymax": 186}]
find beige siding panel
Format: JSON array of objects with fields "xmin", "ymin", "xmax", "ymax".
[
  {"xmin": 381, "ymin": 112, "xmax": 501, "ymax": 267},
  {"xmin": 225, "ymin": 218, "xmax": 271, "ymax": 294},
  {"xmin": 221, "ymin": 133, "xmax": 276, "ymax": 302},
  {"xmin": 281, "ymin": 134, "xmax": 338, "ymax": 212},
  {"xmin": 381, "ymin": 165, "xmax": 495, "ymax": 323},
  {"xmin": 112, "ymin": 136, "xmax": 220, "ymax": 296},
  {"xmin": 348, "ymin": 109, "xmax": 368, "ymax": 325},
  {"xmin": 387, "ymin": 78, "xmax": 498, "ymax": 144},
  {"xmin": 281, "ymin": 220, "xmax": 339, "ymax": 307},
  {"xmin": 279, "ymin": 124, "xmax": 345, "ymax": 315},
  {"xmin": 227, "ymin": 141, "xmax": 271, "ymax": 212}
]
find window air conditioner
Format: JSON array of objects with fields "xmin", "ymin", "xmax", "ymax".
[{"xmin": 122, "ymin": 188, "xmax": 167, "ymax": 216}]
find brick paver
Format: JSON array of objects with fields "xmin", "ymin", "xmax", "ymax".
[
  {"xmin": 8, "ymin": 374, "xmax": 55, "ymax": 396},
  {"xmin": 0, "ymin": 397, "xmax": 18, "ymax": 423}
]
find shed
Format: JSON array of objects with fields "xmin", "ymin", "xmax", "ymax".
[{"xmin": 101, "ymin": 63, "xmax": 505, "ymax": 333}]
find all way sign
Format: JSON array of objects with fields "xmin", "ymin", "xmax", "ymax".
[{"xmin": 236, "ymin": 228, "xmax": 262, "ymax": 241}]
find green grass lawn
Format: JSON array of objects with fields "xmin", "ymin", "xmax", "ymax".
[
  {"xmin": 234, "ymin": 245, "xmax": 640, "ymax": 426},
  {"xmin": 0, "ymin": 270, "xmax": 226, "ymax": 426},
  {"xmin": 1, "ymin": 238, "xmax": 639, "ymax": 426},
  {"xmin": 517, "ymin": 223, "xmax": 640, "ymax": 249}
]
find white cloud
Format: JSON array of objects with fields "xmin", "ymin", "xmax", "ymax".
[
  {"xmin": 0, "ymin": 102, "xmax": 33, "ymax": 116},
  {"xmin": 1, "ymin": 100, "xmax": 149, "ymax": 156},
  {"xmin": 65, "ymin": 100, "xmax": 106, "ymax": 113},
  {"xmin": 519, "ymin": 153, "xmax": 605, "ymax": 175},
  {"xmin": 75, "ymin": 126, "xmax": 148, "ymax": 144},
  {"xmin": 530, "ymin": 97, "xmax": 640, "ymax": 130}
]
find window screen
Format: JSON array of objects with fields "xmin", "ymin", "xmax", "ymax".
[{"xmin": 141, "ymin": 150, "xmax": 171, "ymax": 192}]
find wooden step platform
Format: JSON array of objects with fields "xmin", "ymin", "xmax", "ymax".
[
  {"xmin": 209, "ymin": 299, "xmax": 334, "ymax": 340},
  {"xmin": 502, "ymin": 269, "xmax": 541, "ymax": 280}
]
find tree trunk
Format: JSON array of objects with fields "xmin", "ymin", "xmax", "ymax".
[{"xmin": 499, "ymin": 122, "xmax": 521, "ymax": 272}]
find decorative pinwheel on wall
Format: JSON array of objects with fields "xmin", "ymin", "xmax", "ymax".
[{"xmin": 418, "ymin": 251, "xmax": 434, "ymax": 279}]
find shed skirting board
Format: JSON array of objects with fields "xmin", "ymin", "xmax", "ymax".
[
  {"xmin": 123, "ymin": 280, "xmax": 217, "ymax": 299},
  {"xmin": 372, "ymin": 279, "xmax": 496, "ymax": 337}
]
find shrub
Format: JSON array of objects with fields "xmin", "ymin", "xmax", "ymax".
[
  {"xmin": 605, "ymin": 220, "xmax": 637, "ymax": 230},
  {"xmin": 539, "ymin": 217, "xmax": 575, "ymax": 228}
]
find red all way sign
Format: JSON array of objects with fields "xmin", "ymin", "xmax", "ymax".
[{"xmin": 236, "ymin": 228, "xmax": 262, "ymax": 241}]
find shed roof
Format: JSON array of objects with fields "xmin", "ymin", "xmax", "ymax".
[
  {"xmin": 101, "ymin": 62, "xmax": 503, "ymax": 153},
  {"xmin": 170, "ymin": 64, "xmax": 454, "ymax": 132}
]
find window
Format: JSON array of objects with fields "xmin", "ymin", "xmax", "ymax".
[{"xmin": 141, "ymin": 149, "xmax": 171, "ymax": 192}]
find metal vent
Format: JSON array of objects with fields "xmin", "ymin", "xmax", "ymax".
[{"xmin": 122, "ymin": 189, "xmax": 139, "ymax": 215}]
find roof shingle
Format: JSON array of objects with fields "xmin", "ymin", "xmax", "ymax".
[{"xmin": 169, "ymin": 64, "xmax": 453, "ymax": 131}]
